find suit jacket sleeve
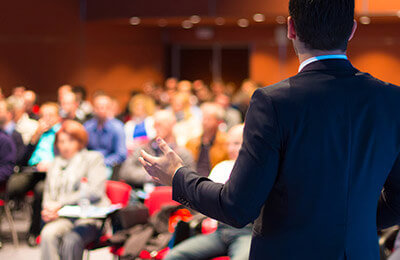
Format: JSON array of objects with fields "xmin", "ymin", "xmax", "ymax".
[
  {"xmin": 173, "ymin": 89, "xmax": 282, "ymax": 228},
  {"xmin": 377, "ymin": 153, "xmax": 400, "ymax": 230}
]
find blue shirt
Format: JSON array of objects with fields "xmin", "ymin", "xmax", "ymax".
[
  {"xmin": 28, "ymin": 123, "xmax": 61, "ymax": 166},
  {"xmin": 84, "ymin": 118, "xmax": 126, "ymax": 167}
]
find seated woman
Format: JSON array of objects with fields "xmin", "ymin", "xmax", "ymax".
[{"xmin": 40, "ymin": 120, "xmax": 110, "ymax": 260}]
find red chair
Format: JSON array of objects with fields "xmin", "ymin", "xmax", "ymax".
[
  {"xmin": 144, "ymin": 186, "xmax": 179, "ymax": 216},
  {"xmin": 105, "ymin": 180, "xmax": 132, "ymax": 207}
]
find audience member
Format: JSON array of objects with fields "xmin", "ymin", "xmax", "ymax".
[
  {"xmin": 84, "ymin": 94, "xmax": 126, "ymax": 170},
  {"xmin": 124, "ymin": 94, "xmax": 156, "ymax": 155},
  {"xmin": 23, "ymin": 90, "xmax": 40, "ymax": 120},
  {"xmin": 0, "ymin": 118, "xmax": 16, "ymax": 188},
  {"xmin": 215, "ymin": 93, "xmax": 243, "ymax": 130},
  {"xmin": 119, "ymin": 110, "xmax": 194, "ymax": 188},
  {"xmin": 210, "ymin": 80, "xmax": 226, "ymax": 97},
  {"xmin": 40, "ymin": 120, "xmax": 110, "ymax": 260},
  {"xmin": 165, "ymin": 124, "xmax": 252, "ymax": 260},
  {"xmin": 7, "ymin": 102, "xmax": 61, "ymax": 245},
  {"xmin": 193, "ymin": 80, "xmax": 213, "ymax": 104},
  {"xmin": 170, "ymin": 92, "xmax": 202, "ymax": 147},
  {"xmin": 186, "ymin": 102, "xmax": 229, "ymax": 177},
  {"xmin": 72, "ymin": 85, "xmax": 93, "ymax": 120},
  {"xmin": 60, "ymin": 91, "xmax": 86, "ymax": 123},
  {"xmin": 12, "ymin": 97, "xmax": 39, "ymax": 145},
  {"xmin": 0, "ymin": 100, "xmax": 25, "ymax": 166},
  {"xmin": 7, "ymin": 86, "xmax": 25, "ymax": 106}
]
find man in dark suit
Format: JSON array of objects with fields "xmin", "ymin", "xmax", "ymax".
[{"xmin": 140, "ymin": 0, "xmax": 400, "ymax": 259}]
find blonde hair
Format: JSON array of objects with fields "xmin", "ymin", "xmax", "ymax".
[{"xmin": 129, "ymin": 94, "xmax": 156, "ymax": 117}]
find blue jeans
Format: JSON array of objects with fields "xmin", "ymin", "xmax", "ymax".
[{"xmin": 165, "ymin": 225, "xmax": 252, "ymax": 260}]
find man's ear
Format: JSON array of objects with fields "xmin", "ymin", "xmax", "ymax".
[
  {"xmin": 348, "ymin": 20, "xmax": 357, "ymax": 41},
  {"xmin": 287, "ymin": 16, "xmax": 296, "ymax": 40}
]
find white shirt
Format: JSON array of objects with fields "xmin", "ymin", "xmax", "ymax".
[
  {"xmin": 298, "ymin": 55, "xmax": 348, "ymax": 73},
  {"xmin": 208, "ymin": 160, "xmax": 235, "ymax": 184}
]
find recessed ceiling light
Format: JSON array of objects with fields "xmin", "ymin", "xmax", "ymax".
[
  {"xmin": 215, "ymin": 17, "xmax": 225, "ymax": 26},
  {"xmin": 359, "ymin": 16, "xmax": 371, "ymax": 25},
  {"xmin": 190, "ymin": 15, "xmax": 201, "ymax": 24},
  {"xmin": 158, "ymin": 19, "xmax": 168, "ymax": 27},
  {"xmin": 253, "ymin": 13, "xmax": 265, "ymax": 22},
  {"xmin": 129, "ymin": 17, "xmax": 141, "ymax": 25},
  {"xmin": 182, "ymin": 20, "xmax": 193, "ymax": 29},
  {"xmin": 237, "ymin": 18, "xmax": 250, "ymax": 28},
  {"xmin": 276, "ymin": 16, "xmax": 286, "ymax": 24}
]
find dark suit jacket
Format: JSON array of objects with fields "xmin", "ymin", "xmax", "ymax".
[{"xmin": 172, "ymin": 59, "xmax": 400, "ymax": 260}]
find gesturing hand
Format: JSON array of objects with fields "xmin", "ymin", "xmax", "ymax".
[{"xmin": 139, "ymin": 137, "xmax": 184, "ymax": 186}]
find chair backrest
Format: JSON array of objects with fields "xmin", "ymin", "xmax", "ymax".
[
  {"xmin": 106, "ymin": 180, "xmax": 132, "ymax": 207},
  {"xmin": 144, "ymin": 186, "xmax": 179, "ymax": 216}
]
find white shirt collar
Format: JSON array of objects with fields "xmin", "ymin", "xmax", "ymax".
[{"xmin": 298, "ymin": 55, "xmax": 348, "ymax": 72}]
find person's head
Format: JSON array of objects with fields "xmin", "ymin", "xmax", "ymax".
[
  {"xmin": 226, "ymin": 124, "xmax": 244, "ymax": 160},
  {"xmin": 165, "ymin": 77, "xmax": 178, "ymax": 91},
  {"xmin": 23, "ymin": 90, "xmax": 37, "ymax": 111},
  {"xmin": 58, "ymin": 84, "xmax": 72, "ymax": 103},
  {"xmin": 0, "ymin": 100, "xmax": 13, "ymax": 128},
  {"xmin": 12, "ymin": 86, "xmax": 25, "ymax": 98},
  {"xmin": 200, "ymin": 102, "xmax": 225, "ymax": 135},
  {"xmin": 55, "ymin": 120, "xmax": 88, "ymax": 160},
  {"xmin": 288, "ymin": 0, "xmax": 357, "ymax": 54},
  {"xmin": 153, "ymin": 110, "xmax": 176, "ymax": 141},
  {"xmin": 211, "ymin": 81, "xmax": 225, "ymax": 96},
  {"xmin": 39, "ymin": 102, "xmax": 60, "ymax": 127},
  {"xmin": 72, "ymin": 85, "xmax": 87, "ymax": 103},
  {"xmin": 8, "ymin": 98, "xmax": 25, "ymax": 122},
  {"xmin": 171, "ymin": 92, "xmax": 190, "ymax": 113},
  {"xmin": 129, "ymin": 94, "xmax": 156, "ymax": 119},
  {"xmin": 215, "ymin": 93, "xmax": 231, "ymax": 109},
  {"xmin": 93, "ymin": 94, "xmax": 112, "ymax": 121},
  {"xmin": 60, "ymin": 91, "xmax": 79, "ymax": 119},
  {"xmin": 177, "ymin": 80, "xmax": 192, "ymax": 94}
]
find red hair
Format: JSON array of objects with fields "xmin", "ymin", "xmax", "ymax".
[{"xmin": 55, "ymin": 120, "xmax": 88, "ymax": 150}]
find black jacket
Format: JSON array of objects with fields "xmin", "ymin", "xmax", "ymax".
[{"xmin": 173, "ymin": 59, "xmax": 400, "ymax": 259}]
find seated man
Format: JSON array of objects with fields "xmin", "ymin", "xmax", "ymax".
[
  {"xmin": 59, "ymin": 91, "xmax": 86, "ymax": 123},
  {"xmin": 84, "ymin": 93, "xmax": 126, "ymax": 174},
  {"xmin": 0, "ymin": 126, "xmax": 16, "ymax": 249},
  {"xmin": 119, "ymin": 110, "xmax": 194, "ymax": 188},
  {"xmin": 7, "ymin": 102, "xmax": 61, "ymax": 245},
  {"xmin": 0, "ymin": 100, "xmax": 25, "ymax": 166},
  {"xmin": 185, "ymin": 102, "xmax": 229, "ymax": 177},
  {"xmin": 40, "ymin": 120, "xmax": 109, "ymax": 260},
  {"xmin": 165, "ymin": 124, "xmax": 252, "ymax": 260}
]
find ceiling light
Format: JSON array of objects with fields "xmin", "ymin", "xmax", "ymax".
[
  {"xmin": 190, "ymin": 15, "xmax": 201, "ymax": 24},
  {"xmin": 253, "ymin": 13, "xmax": 265, "ymax": 22},
  {"xmin": 359, "ymin": 16, "xmax": 371, "ymax": 25},
  {"xmin": 276, "ymin": 16, "xmax": 286, "ymax": 24},
  {"xmin": 182, "ymin": 20, "xmax": 193, "ymax": 29},
  {"xmin": 237, "ymin": 18, "xmax": 249, "ymax": 28},
  {"xmin": 129, "ymin": 17, "xmax": 141, "ymax": 25},
  {"xmin": 215, "ymin": 17, "xmax": 225, "ymax": 26}
]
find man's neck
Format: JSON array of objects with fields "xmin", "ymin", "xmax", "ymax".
[{"xmin": 298, "ymin": 50, "xmax": 347, "ymax": 65}]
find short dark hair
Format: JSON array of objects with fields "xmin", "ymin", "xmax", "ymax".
[{"xmin": 289, "ymin": 0, "xmax": 355, "ymax": 51}]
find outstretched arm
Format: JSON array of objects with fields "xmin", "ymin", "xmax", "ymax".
[{"xmin": 140, "ymin": 89, "xmax": 282, "ymax": 228}]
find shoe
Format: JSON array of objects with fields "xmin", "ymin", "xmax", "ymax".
[{"xmin": 27, "ymin": 234, "xmax": 38, "ymax": 247}]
